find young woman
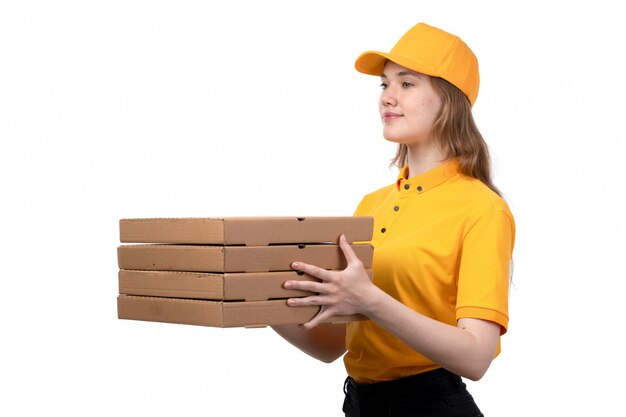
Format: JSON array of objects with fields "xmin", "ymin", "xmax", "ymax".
[{"xmin": 273, "ymin": 22, "xmax": 515, "ymax": 417}]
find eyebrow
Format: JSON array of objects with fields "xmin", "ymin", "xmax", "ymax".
[{"xmin": 381, "ymin": 70, "xmax": 421, "ymax": 79}]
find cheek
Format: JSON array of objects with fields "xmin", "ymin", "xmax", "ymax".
[
  {"xmin": 420, "ymin": 97, "xmax": 436, "ymax": 107},
  {"xmin": 421, "ymin": 98, "xmax": 442, "ymax": 120}
]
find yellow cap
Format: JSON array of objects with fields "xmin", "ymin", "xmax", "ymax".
[{"xmin": 355, "ymin": 23, "xmax": 480, "ymax": 106}]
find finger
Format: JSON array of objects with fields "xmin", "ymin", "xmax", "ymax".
[
  {"xmin": 284, "ymin": 279, "xmax": 326, "ymax": 293},
  {"xmin": 302, "ymin": 306, "xmax": 334, "ymax": 330},
  {"xmin": 287, "ymin": 295, "xmax": 323, "ymax": 307},
  {"xmin": 291, "ymin": 261, "xmax": 332, "ymax": 281},
  {"xmin": 338, "ymin": 234, "xmax": 363, "ymax": 266}
]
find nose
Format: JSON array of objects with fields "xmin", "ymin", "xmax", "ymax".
[{"xmin": 380, "ymin": 87, "xmax": 397, "ymax": 107}]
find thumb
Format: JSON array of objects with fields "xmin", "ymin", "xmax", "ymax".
[{"xmin": 338, "ymin": 234, "xmax": 362, "ymax": 266}]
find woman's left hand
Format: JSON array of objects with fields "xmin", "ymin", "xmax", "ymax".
[{"xmin": 285, "ymin": 234, "xmax": 378, "ymax": 329}]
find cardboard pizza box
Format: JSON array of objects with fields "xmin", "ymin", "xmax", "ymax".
[
  {"xmin": 117, "ymin": 243, "xmax": 373, "ymax": 273},
  {"xmin": 119, "ymin": 216, "xmax": 374, "ymax": 245},
  {"xmin": 117, "ymin": 295, "xmax": 367, "ymax": 328},
  {"xmin": 118, "ymin": 269, "xmax": 374, "ymax": 301}
]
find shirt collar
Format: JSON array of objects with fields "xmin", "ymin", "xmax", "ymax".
[{"xmin": 395, "ymin": 158, "xmax": 461, "ymax": 193}]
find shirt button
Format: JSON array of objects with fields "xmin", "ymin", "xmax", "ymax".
[
  {"xmin": 404, "ymin": 184, "xmax": 410, "ymax": 190},
  {"xmin": 417, "ymin": 186, "xmax": 423, "ymax": 192},
  {"xmin": 381, "ymin": 227, "xmax": 387, "ymax": 233},
  {"xmin": 393, "ymin": 205, "xmax": 399, "ymax": 212}
]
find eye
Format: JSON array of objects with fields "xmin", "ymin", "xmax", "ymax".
[
  {"xmin": 379, "ymin": 82, "xmax": 388, "ymax": 90},
  {"xmin": 401, "ymin": 81, "xmax": 414, "ymax": 88}
]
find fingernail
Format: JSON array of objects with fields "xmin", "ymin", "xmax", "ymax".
[
  {"xmin": 291, "ymin": 262, "xmax": 300, "ymax": 268},
  {"xmin": 284, "ymin": 281, "xmax": 292, "ymax": 289}
]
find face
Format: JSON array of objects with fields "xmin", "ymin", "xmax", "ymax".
[{"xmin": 379, "ymin": 60, "xmax": 443, "ymax": 146}]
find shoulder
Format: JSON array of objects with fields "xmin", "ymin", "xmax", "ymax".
[
  {"xmin": 451, "ymin": 175, "xmax": 515, "ymax": 233},
  {"xmin": 457, "ymin": 175, "xmax": 511, "ymax": 211}
]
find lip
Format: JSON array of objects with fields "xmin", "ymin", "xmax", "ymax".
[{"xmin": 382, "ymin": 112, "xmax": 402, "ymax": 121}]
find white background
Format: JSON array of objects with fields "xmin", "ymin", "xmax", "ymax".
[{"xmin": 1, "ymin": 1, "xmax": 624, "ymax": 415}]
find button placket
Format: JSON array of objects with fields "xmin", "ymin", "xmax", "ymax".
[
  {"xmin": 399, "ymin": 181, "xmax": 412, "ymax": 200},
  {"xmin": 384, "ymin": 180, "xmax": 413, "ymax": 236},
  {"xmin": 382, "ymin": 203, "xmax": 399, "ymax": 233},
  {"xmin": 380, "ymin": 197, "xmax": 404, "ymax": 238},
  {"xmin": 381, "ymin": 184, "xmax": 407, "ymax": 240}
]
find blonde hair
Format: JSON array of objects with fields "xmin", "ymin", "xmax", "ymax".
[{"xmin": 390, "ymin": 77, "xmax": 501, "ymax": 197}]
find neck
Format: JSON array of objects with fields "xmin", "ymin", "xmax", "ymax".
[{"xmin": 405, "ymin": 142, "xmax": 448, "ymax": 178}]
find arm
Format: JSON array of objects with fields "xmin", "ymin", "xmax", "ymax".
[
  {"xmin": 271, "ymin": 322, "xmax": 347, "ymax": 363},
  {"xmin": 286, "ymin": 234, "xmax": 500, "ymax": 381},
  {"xmin": 356, "ymin": 289, "xmax": 500, "ymax": 381}
]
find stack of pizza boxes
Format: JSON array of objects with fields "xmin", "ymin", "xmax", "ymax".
[{"xmin": 117, "ymin": 217, "xmax": 374, "ymax": 327}]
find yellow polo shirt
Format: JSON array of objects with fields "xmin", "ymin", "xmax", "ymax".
[{"xmin": 344, "ymin": 158, "xmax": 515, "ymax": 383}]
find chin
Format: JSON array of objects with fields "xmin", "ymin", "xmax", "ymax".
[
  {"xmin": 382, "ymin": 127, "xmax": 413, "ymax": 144},
  {"xmin": 383, "ymin": 130, "xmax": 429, "ymax": 147},
  {"xmin": 383, "ymin": 134, "xmax": 411, "ymax": 145}
]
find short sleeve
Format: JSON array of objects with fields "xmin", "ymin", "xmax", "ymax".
[{"xmin": 456, "ymin": 205, "xmax": 515, "ymax": 334}]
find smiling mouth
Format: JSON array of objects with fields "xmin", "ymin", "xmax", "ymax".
[{"xmin": 383, "ymin": 113, "xmax": 402, "ymax": 121}]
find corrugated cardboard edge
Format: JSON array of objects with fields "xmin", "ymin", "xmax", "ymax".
[
  {"xmin": 119, "ymin": 269, "xmax": 374, "ymax": 301},
  {"xmin": 223, "ymin": 271, "xmax": 316, "ymax": 301},
  {"xmin": 222, "ymin": 244, "xmax": 373, "ymax": 272},
  {"xmin": 118, "ymin": 269, "xmax": 318, "ymax": 300},
  {"xmin": 222, "ymin": 217, "xmax": 374, "ymax": 245},
  {"xmin": 117, "ymin": 294, "xmax": 223, "ymax": 327},
  {"xmin": 117, "ymin": 244, "xmax": 226, "ymax": 272},
  {"xmin": 117, "ymin": 243, "xmax": 373, "ymax": 273},
  {"xmin": 118, "ymin": 270, "xmax": 226, "ymax": 299},
  {"xmin": 119, "ymin": 218, "xmax": 225, "ymax": 244},
  {"xmin": 117, "ymin": 295, "xmax": 367, "ymax": 328},
  {"xmin": 224, "ymin": 269, "xmax": 373, "ymax": 301},
  {"xmin": 119, "ymin": 216, "xmax": 374, "ymax": 245}
]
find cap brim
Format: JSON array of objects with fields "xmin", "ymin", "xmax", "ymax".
[
  {"xmin": 355, "ymin": 50, "xmax": 438, "ymax": 79},
  {"xmin": 354, "ymin": 51, "xmax": 389, "ymax": 75}
]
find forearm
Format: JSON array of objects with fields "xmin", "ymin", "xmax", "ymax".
[
  {"xmin": 285, "ymin": 237, "xmax": 501, "ymax": 379},
  {"xmin": 271, "ymin": 322, "xmax": 347, "ymax": 363},
  {"xmin": 365, "ymin": 287, "xmax": 500, "ymax": 381}
]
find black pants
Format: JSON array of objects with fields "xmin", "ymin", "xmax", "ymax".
[{"xmin": 343, "ymin": 368, "xmax": 484, "ymax": 417}]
